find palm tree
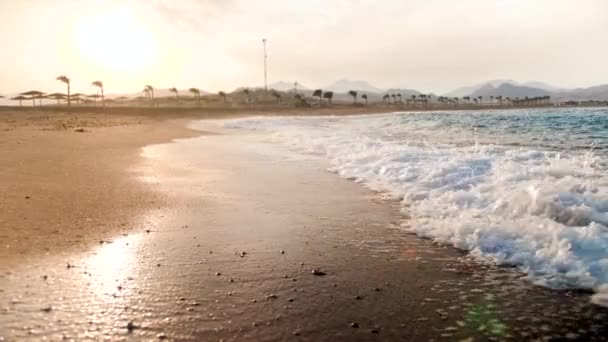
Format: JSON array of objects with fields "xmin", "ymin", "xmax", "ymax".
[
  {"xmin": 242, "ymin": 88, "xmax": 251, "ymax": 104},
  {"xmin": 91, "ymin": 81, "xmax": 104, "ymax": 106},
  {"xmin": 397, "ymin": 94, "xmax": 402, "ymax": 103},
  {"xmin": 348, "ymin": 90, "xmax": 358, "ymax": 104},
  {"xmin": 56, "ymin": 76, "xmax": 71, "ymax": 106},
  {"xmin": 382, "ymin": 94, "xmax": 390, "ymax": 103},
  {"xmin": 218, "ymin": 91, "xmax": 228, "ymax": 103},
  {"xmin": 391, "ymin": 94, "xmax": 396, "ymax": 103},
  {"xmin": 271, "ymin": 91, "xmax": 281, "ymax": 104},
  {"xmin": 11, "ymin": 95, "xmax": 27, "ymax": 107},
  {"xmin": 21, "ymin": 91, "xmax": 45, "ymax": 106},
  {"xmin": 323, "ymin": 91, "xmax": 333, "ymax": 105},
  {"xmin": 169, "ymin": 87, "xmax": 179, "ymax": 103},
  {"xmin": 313, "ymin": 89, "xmax": 323, "ymax": 104},
  {"xmin": 419, "ymin": 94, "xmax": 427, "ymax": 106},
  {"xmin": 478, "ymin": 96, "xmax": 483, "ymax": 105},
  {"xmin": 144, "ymin": 85, "xmax": 155, "ymax": 102},
  {"xmin": 361, "ymin": 94, "xmax": 368, "ymax": 105},
  {"xmin": 189, "ymin": 88, "xmax": 201, "ymax": 106}
]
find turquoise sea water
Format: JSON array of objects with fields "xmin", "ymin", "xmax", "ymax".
[{"xmin": 226, "ymin": 107, "xmax": 608, "ymax": 306}]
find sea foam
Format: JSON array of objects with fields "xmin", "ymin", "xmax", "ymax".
[{"xmin": 223, "ymin": 111, "xmax": 608, "ymax": 305}]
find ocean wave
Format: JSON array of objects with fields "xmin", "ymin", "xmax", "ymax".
[{"xmin": 223, "ymin": 110, "xmax": 608, "ymax": 306}]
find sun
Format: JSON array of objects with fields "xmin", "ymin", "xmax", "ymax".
[{"xmin": 73, "ymin": 8, "xmax": 157, "ymax": 72}]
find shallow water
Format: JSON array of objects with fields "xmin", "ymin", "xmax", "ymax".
[{"xmin": 224, "ymin": 108, "xmax": 608, "ymax": 304}]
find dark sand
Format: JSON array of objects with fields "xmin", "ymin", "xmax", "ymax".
[{"xmin": 1, "ymin": 109, "xmax": 608, "ymax": 341}]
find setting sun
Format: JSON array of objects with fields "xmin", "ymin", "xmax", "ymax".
[{"xmin": 73, "ymin": 7, "xmax": 157, "ymax": 72}]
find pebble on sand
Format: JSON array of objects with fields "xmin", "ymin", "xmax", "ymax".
[
  {"xmin": 41, "ymin": 306, "xmax": 53, "ymax": 312},
  {"xmin": 350, "ymin": 322, "xmax": 359, "ymax": 328},
  {"xmin": 126, "ymin": 321, "xmax": 139, "ymax": 332},
  {"xmin": 311, "ymin": 269, "xmax": 326, "ymax": 276}
]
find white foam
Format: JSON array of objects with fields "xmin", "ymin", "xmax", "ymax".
[{"xmin": 222, "ymin": 114, "xmax": 608, "ymax": 305}]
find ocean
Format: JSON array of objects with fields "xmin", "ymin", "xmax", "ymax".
[{"xmin": 224, "ymin": 107, "xmax": 608, "ymax": 306}]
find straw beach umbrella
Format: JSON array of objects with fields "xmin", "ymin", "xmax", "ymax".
[
  {"xmin": 11, "ymin": 95, "xmax": 27, "ymax": 107},
  {"xmin": 21, "ymin": 90, "xmax": 45, "ymax": 106}
]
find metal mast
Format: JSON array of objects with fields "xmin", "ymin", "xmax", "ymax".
[{"xmin": 262, "ymin": 38, "xmax": 268, "ymax": 96}]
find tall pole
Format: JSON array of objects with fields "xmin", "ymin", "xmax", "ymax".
[{"xmin": 262, "ymin": 38, "xmax": 268, "ymax": 96}]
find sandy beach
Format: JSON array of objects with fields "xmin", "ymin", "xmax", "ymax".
[
  {"xmin": 2, "ymin": 108, "xmax": 608, "ymax": 341},
  {"xmin": 0, "ymin": 106, "xmax": 395, "ymax": 267}
]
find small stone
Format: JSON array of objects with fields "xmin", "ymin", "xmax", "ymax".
[
  {"xmin": 216, "ymin": 272, "xmax": 221, "ymax": 276},
  {"xmin": 370, "ymin": 328, "xmax": 380, "ymax": 334},
  {"xmin": 157, "ymin": 263, "xmax": 161, "ymax": 267},
  {"xmin": 251, "ymin": 299, "xmax": 257, "ymax": 303},
  {"xmin": 280, "ymin": 250, "xmax": 285, "ymax": 254},
  {"xmin": 145, "ymin": 229, "xmax": 151, "ymax": 233},
  {"xmin": 239, "ymin": 251, "xmax": 246, "ymax": 257},
  {"xmin": 25, "ymin": 196, "xmax": 30, "ymax": 199},
  {"xmin": 355, "ymin": 295, "xmax": 362, "ymax": 300},
  {"xmin": 350, "ymin": 322, "xmax": 359, "ymax": 328},
  {"xmin": 41, "ymin": 306, "xmax": 52, "ymax": 312},
  {"xmin": 42, "ymin": 275, "xmax": 48, "ymax": 280},
  {"xmin": 293, "ymin": 330, "xmax": 300, "ymax": 336},
  {"xmin": 266, "ymin": 294, "xmax": 278, "ymax": 300},
  {"xmin": 374, "ymin": 287, "xmax": 381, "ymax": 292},
  {"xmin": 126, "ymin": 321, "xmax": 138, "ymax": 332},
  {"xmin": 311, "ymin": 269, "xmax": 326, "ymax": 276},
  {"xmin": 157, "ymin": 333, "xmax": 167, "ymax": 340},
  {"xmin": 229, "ymin": 278, "xmax": 234, "ymax": 283}
]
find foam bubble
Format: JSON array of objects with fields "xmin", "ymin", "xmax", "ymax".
[{"xmin": 222, "ymin": 112, "xmax": 608, "ymax": 306}]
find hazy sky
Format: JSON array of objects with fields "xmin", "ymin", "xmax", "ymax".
[{"xmin": 1, "ymin": 0, "xmax": 607, "ymax": 95}]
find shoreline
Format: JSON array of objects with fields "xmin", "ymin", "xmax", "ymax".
[{"xmin": 2, "ymin": 110, "xmax": 608, "ymax": 340}]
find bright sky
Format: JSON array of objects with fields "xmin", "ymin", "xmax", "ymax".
[{"xmin": 1, "ymin": 0, "xmax": 607, "ymax": 95}]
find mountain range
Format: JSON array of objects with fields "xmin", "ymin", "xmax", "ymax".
[{"xmin": 267, "ymin": 78, "xmax": 608, "ymax": 102}]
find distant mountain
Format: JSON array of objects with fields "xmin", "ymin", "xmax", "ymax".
[
  {"xmin": 469, "ymin": 83, "xmax": 550, "ymax": 99},
  {"xmin": 445, "ymin": 79, "xmax": 516, "ymax": 97},
  {"xmin": 521, "ymin": 81, "xmax": 565, "ymax": 92},
  {"xmin": 384, "ymin": 88, "xmax": 422, "ymax": 97},
  {"xmin": 269, "ymin": 81, "xmax": 310, "ymax": 92},
  {"xmin": 553, "ymin": 84, "xmax": 608, "ymax": 101},
  {"xmin": 324, "ymin": 79, "xmax": 384, "ymax": 94},
  {"xmin": 445, "ymin": 79, "xmax": 565, "ymax": 98}
]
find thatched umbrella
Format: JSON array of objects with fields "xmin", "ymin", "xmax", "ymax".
[
  {"xmin": 47, "ymin": 92, "xmax": 67, "ymax": 105},
  {"xmin": 11, "ymin": 95, "xmax": 27, "ymax": 107},
  {"xmin": 71, "ymin": 93, "xmax": 85, "ymax": 104},
  {"xmin": 21, "ymin": 90, "xmax": 45, "ymax": 106},
  {"xmin": 88, "ymin": 93, "xmax": 101, "ymax": 106}
]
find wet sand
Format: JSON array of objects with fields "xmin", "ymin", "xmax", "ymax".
[
  {"xmin": 0, "ymin": 111, "xmax": 200, "ymax": 267},
  {"xmin": 2, "ymin": 111, "xmax": 608, "ymax": 341}
]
